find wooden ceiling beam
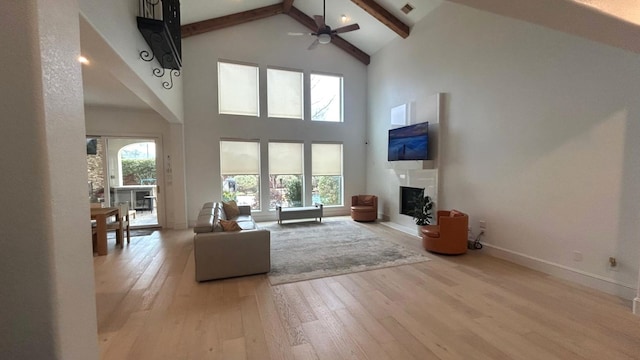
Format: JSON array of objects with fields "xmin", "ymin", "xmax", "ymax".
[
  {"xmin": 181, "ymin": 4, "xmax": 284, "ymax": 38},
  {"xmin": 350, "ymin": 0, "xmax": 410, "ymax": 38},
  {"xmin": 287, "ymin": 6, "xmax": 370, "ymax": 65},
  {"xmin": 286, "ymin": 5, "xmax": 317, "ymax": 30},
  {"xmin": 283, "ymin": 0, "xmax": 294, "ymax": 13}
]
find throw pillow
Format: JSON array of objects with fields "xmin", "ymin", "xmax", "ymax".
[
  {"xmin": 220, "ymin": 219, "xmax": 242, "ymax": 232},
  {"xmin": 222, "ymin": 200, "xmax": 240, "ymax": 219},
  {"xmin": 450, "ymin": 209, "xmax": 463, "ymax": 217}
]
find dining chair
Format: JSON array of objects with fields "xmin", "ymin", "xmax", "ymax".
[{"xmin": 106, "ymin": 203, "xmax": 131, "ymax": 246}]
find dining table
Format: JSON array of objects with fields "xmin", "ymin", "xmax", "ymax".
[{"xmin": 90, "ymin": 207, "xmax": 119, "ymax": 256}]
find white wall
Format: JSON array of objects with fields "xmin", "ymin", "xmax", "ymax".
[
  {"xmin": 368, "ymin": 2, "xmax": 640, "ymax": 299},
  {"xmin": 0, "ymin": 1, "xmax": 99, "ymax": 358},
  {"xmin": 183, "ymin": 15, "xmax": 368, "ymax": 223},
  {"xmin": 85, "ymin": 106, "xmax": 188, "ymax": 229},
  {"xmin": 79, "ymin": 0, "xmax": 184, "ymax": 123}
]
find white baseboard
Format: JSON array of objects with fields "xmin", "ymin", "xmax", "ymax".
[
  {"xmin": 482, "ymin": 243, "xmax": 637, "ymax": 301},
  {"xmin": 634, "ymin": 297, "xmax": 640, "ymax": 316}
]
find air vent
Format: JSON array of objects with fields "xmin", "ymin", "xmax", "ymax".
[{"xmin": 401, "ymin": 3, "xmax": 414, "ymax": 14}]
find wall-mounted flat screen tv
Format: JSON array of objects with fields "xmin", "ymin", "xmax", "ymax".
[{"xmin": 388, "ymin": 122, "xmax": 428, "ymax": 161}]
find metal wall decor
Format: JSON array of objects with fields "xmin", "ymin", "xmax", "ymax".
[{"xmin": 137, "ymin": 0, "xmax": 182, "ymax": 89}]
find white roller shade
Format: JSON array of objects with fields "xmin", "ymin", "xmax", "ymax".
[
  {"xmin": 218, "ymin": 62, "xmax": 259, "ymax": 116},
  {"xmin": 267, "ymin": 68, "xmax": 303, "ymax": 119},
  {"xmin": 312, "ymin": 143, "xmax": 342, "ymax": 176},
  {"xmin": 269, "ymin": 142, "xmax": 303, "ymax": 174},
  {"xmin": 220, "ymin": 141, "xmax": 260, "ymax": 175}
]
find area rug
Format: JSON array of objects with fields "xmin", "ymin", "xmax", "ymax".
[
  {"xmin": 106, "ymin": 229, "xmax": 155, "ymax": 239},
  {"xmin": 264, "ymin": 220, "xmax": 429, "ymax": 285}
]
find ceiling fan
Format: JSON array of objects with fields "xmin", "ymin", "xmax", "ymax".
[{"xmin": 288, "ymin": 0, "xmax": 360, "ymax": 50}]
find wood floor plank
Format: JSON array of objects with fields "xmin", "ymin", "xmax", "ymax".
[
  {"xmin": 240, "ymin": 295, "xmax": 271, "ymax": 360},
  {"xmin": 291, "ymin": 343, "xmax": 319, "ymax": 360},
  {"xmin": 296, "ymin": 281, "xmax": 368, "ymax": 359},
  {"xmin": 271, "ymin": 285, "xmax": 308, "ymax": 346},
  {"xmin": 253, "ymin": 280, "xmax": 297, "ymax": 360},
  {"xmin": 94, "ymin": 224, "xmax": 640, "ymax": 360}
]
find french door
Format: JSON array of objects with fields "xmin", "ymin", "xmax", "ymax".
[{"xmin": 87, "ymin": 136, "xmax": 162, "ymax": 228}]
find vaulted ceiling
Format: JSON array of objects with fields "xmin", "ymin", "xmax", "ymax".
[
  {"xmin": 180, "ymin": 0, "xmax": 441, "ymax": 65},
  {"xmin": 82, "ymin": 0, "xmax": 640, "ymax": 110}
]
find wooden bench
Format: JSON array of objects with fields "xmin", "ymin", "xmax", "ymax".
[{"xmin": 276, "ymin": 204, "xmax": 323, "ymax": 224}]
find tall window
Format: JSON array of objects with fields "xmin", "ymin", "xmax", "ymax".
[
  {"xmin": 267, "ymin": 68, "xmax": 303, "ymax": 119},
  {"xmin": 218, "ymin": 62, "xmax": 259, "ymax": 116},
  {"xmin": 312, "ymin": 143, "xmax": 343, "ymax": 206},
  {"xmin": 220, "ymin": 140, "xmax": 261, "ymax": 210},
  {"xmin": 310, "ymin": 73, "xmax": 343, "ymax": 122},
  {"xmin": 269, "ymin": 142, "xmax": 304, "ymax": 209}
]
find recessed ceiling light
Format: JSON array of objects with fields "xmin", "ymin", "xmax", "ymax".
[
  {"xmin": 78, "ymin": 56, "xmax": 90, "ymax": 65},
  {"xmin": 341, "ymin": 14, "xmax": 348, "ymax": 23}
]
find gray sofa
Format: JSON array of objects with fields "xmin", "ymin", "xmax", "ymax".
[{"xmin": 193, "ymin": 202, "xmax": 270, "ymax": 282}]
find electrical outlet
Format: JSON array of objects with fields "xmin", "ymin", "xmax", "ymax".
[{"xmin": 479, "ymin": 220, "xmax": 487, "ymax": 230}]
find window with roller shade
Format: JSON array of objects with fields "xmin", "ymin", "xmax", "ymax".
[
  {"xmin": 218, "ymin": 61, "xmax": 259, "ymax": 116},
  {"xmin": 267, "ymin": 68, "xmax": 303, "ymax": 119},
  {"xmin": 312, "ymin": 143, "xmax": 343, "ymax": 206},
  {"xmin": 220, "ymin": 140, "xmax": 260, "ymax": 210},
  {"xmin": 268, "ymin": 142, "xmax": 304, "ymax": 209}
]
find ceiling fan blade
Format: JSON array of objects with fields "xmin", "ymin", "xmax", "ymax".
[
  {"xmin": 313, "ymin": 15, "xmax": 325, "ymax": 29},
  {"xmin": 308, "ymin": 38, "xmax": 320, "ymax": 50},
  {"xmin": 333, "ymin": 23, "xmax": 360, "ymax": 34},
  {"xmin": 288, "ymin": 32, "xmax": 311, "ymax": 36}
]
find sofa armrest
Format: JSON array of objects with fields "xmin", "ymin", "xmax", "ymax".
[
  {"xmin": 193, "ymin": 229, "xmax": 270, "ymax": 281},
  {"xmin": 238, "ymin": 205, "xmax": 252, "ymax": 216}
]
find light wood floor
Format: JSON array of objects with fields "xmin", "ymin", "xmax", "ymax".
[{"xmin": 94, "ymin": 218, "xmax": 640, "ymax": 360}]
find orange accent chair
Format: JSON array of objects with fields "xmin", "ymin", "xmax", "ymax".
[
  {"xmin": 421, "ymin": 209, "xmax": 468, "ymax": 255},
  {"xmin": 351, "ymin": 195, "xmax": 378, "ymax": 222}
]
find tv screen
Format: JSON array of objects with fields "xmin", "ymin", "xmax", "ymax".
[{"xmin": 388, "ymin": 122, "xmax": 428, "ymax": 161}]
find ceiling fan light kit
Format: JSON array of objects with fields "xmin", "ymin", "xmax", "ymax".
[
  {"xmin": 289, "ymin": 0, "xmax": 360, "ymax": 50},
  {"xmin": 318, "ymin": 33, "xmax": 332, "ymax": 44}
]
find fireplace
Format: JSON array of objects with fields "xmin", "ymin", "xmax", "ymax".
[{"xmin": 399, "ymin": 186, "xmax": 424, "ymax": 215}]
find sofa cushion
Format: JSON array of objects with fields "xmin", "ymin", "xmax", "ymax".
[
  {"xmin": 351, "ymin": 205, "xmax": 375, "ymax": 212},
  {"xmin": 202, "ymin": 202, "xmax": 215, "ymax": 209},
  {"xmin": 213, "ymin": 219, "xmax": 223, "ymax": 232},
  {"xmin": 222, "ymin": 200, "xmax": 240, "ymax": 219},
  {"xmin": 194, "ymin": 213, "xmax": 214, "ymax": 233},
  {"xmin": 235, "ymin": 215, "xmax": 253, "ymax": 222},
  {"xmin": 422, "ymin": 225, "xmax": 440, "ymax": 237},
  {"xmin": 220, "ymin": 219, "xmax": 242, "ymax": 232},
  {"xmin": 237, "ymin": 220, "xmax": 257, "ymax": 230}
]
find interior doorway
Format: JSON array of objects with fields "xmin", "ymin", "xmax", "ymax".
[{"xmin": 87, "ymin": 136, "xmax": 162, "ymax": 229}]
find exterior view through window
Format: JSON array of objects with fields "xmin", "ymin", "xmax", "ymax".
[
  {"xmin": 310, "ymin": 73, "xmax": 343, "ymax": 122},
  {"xmin": 220, "ymin": 140, "xmax": 261, "ymax": 210}
]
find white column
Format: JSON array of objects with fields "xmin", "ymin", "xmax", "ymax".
[
  {"xmin": 169, "ymin": 123, "xmax": 189, "ymax": 229},
  {"xmin": 0, "ymin": 1, "xmax": 99, "ymax": 358}
]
